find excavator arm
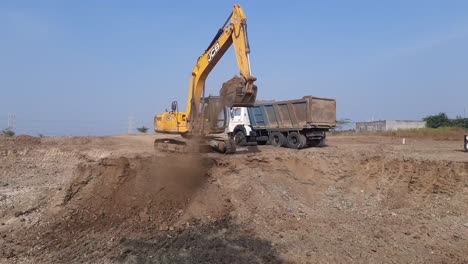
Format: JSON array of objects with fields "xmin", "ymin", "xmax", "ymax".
[
  {"xmin": 186, "ymin": 4, "xmax": 257, "ymax": 132},
  {"xmin": 155, "ymin": 4, "xmax": 256, "ymax": 139}
]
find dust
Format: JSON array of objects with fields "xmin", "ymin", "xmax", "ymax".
[
  {"xmin": 5, "ymin": 153, "xmax": 221, "ymax": 263},
  {"xmin": 56, "ymin": 154, "xmax": 216, "ymax": 229}
]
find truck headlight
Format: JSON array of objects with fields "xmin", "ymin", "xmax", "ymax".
[{"xmin": 466, "ymin": 135, "xmax": 468, "ymax": 140}]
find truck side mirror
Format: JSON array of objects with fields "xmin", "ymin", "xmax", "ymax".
[{"xmin": 230, "ymin": 108, "xmax": 234, "ymax": 118}]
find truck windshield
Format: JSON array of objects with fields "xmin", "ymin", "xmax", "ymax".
[{"xmin": 233, "ymin": 108, "xmax": 242, "ymax": 117}]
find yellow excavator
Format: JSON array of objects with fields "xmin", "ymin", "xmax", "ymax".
[{"xmin": 154, "ymin": 4, "xmax": 257, "ymax": 154}]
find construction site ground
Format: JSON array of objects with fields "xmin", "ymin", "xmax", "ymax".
[{"xmin": 0, "ymin": 133, "xmax": 467, "ymax": 263}]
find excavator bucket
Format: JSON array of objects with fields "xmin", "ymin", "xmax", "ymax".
[{"xmin": 220, "ymin": 76, "xmax": 257, "ymax": 107}]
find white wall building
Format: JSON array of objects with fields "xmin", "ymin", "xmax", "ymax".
[{"xmin": 356, "ymin": 120, "xmax": 426, "ymax": 132}]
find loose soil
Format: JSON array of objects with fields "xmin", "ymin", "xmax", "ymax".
[{"xmin": 0, "ymin": 134, "xmax": 467, "ymax": 263}]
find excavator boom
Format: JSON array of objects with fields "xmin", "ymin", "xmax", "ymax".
[
  {"xmin": 155, "ymin": 4, "xmax": 257, "ymax": 140},
  {"xmin": 186, "ymin": 4, "xmax": 257, "ymax": 131}
]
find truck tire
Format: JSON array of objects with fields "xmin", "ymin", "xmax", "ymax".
[
  {"xmin": 234, "ymin": 131, "xmax": 247, "ymax": 146},
  {"xmin": 299, "ymin": 134, "xmax": 307, "ymax": 148},
  {"xmin": 269, "ymin": 132, "xmax": 285, "ymax": 147},
  {"xmin": 465, "ymin": 135, "xmax": 468, "ymax": 152},
  {"xmin": 286, "ymin": 132, "xmax": 303, "ymax": 149},
  {"xmin": 307, "ymin": 139, "xmax": 324, "ymax": 147}
]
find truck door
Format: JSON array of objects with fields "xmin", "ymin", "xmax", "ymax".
[{"xmin": 228, "ymin": 107, "xmax": 245, "ymax": 132}]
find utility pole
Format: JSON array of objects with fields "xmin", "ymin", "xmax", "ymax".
[
  {"xmin": 128, "ymin": 116, "xmax": 134, "ymax": 134},
  {"xmin": 7, "ymin": 113, "xmax": 16, "ymax": 131}
]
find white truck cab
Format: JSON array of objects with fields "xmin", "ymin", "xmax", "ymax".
[{"xmin": 228, "ymin": 107, "xmax": 253, "ymax": 145}]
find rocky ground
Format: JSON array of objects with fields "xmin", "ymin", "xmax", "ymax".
[{"xmin": 0, "ymin": 134, "xmax": 467, "ymax": 263}]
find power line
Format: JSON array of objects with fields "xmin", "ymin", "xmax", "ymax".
[
  {"xmin": 128, "ymin": 116, "xmax": 135, "ymax": 134},
  {"xmin": 7, "ymin": 113, "xmax": 16, "ymax": 131}
]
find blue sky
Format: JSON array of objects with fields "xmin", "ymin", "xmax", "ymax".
[{"xmin": 1, "ymin": 1, "xmax": 467, "ymax": 135}]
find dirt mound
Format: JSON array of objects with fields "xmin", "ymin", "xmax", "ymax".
[
  {"xmin": 56, "ymin": 155, "xmax": 215, "ymax": 229},
  {"xmin": 281, "ymin": 154, "xmax": 468, "ymax": 209},
  {"xmin": 15, "ymin": 135, "xmax": 41, "ymax": 145},
  {"xmin": 6, "ymin": 154, "xmax": 222, "ymax": 262},
  {"xmin": 0, "ymin": 134, "xmax": 41, "ymax": 148}
]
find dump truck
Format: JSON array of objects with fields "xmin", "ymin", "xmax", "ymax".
[{"xmin": 228, "ymin": 96, "xmax": 336, "ymax": 149}]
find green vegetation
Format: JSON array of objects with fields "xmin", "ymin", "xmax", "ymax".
[
  {"xmin": 136, "ymin": 126, "xmax": 149, "ymax": 134},
  {"xmin": 1, "ymin": 128, "xmax": 15, "ymax": 137},
  {"xmin": 423, "ymin": 113, "xmax": 468, "ymax": 129}
]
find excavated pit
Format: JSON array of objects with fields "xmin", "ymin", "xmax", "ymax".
[
  {"xmin": 7, "ymin": 154, "xmax": 284, "ymax": 263},
  {"xmin": 1, "ymin": 135, "xmax": 467, "ymax": 263}
]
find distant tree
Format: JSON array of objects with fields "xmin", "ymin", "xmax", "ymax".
[
  {"xmin": 1, "ymin": 128, "xmax": 15, "ymax": 137},
  {"xmin": 38, "ymin": 133, "xmax": 45, "ymax": 138},
  {"xmin": 136, "ymin": 126, "xmax": 149, "ymax": 134},
  {"xmin": 451, "ymin": 117, "xmax": 468, "ymax": 129},
  {"xmin": 335, "ymin": 118, "xmax": 352, "ymax": 131},
  {"xmin": 423, "ymin": 113, "xmax": 468, "ymax": 129},
  {"xmin": 423, "ymin": 113, "xmax": 450, "ymax": 128}
]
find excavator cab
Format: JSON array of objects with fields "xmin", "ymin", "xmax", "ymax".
[
  {"xmin": 155, "ymin": 97, "xmax": 227, "ymax": 135},
  {"xmin": 199, "ymin": 96, "xmax": 228, "ymax": 134}
]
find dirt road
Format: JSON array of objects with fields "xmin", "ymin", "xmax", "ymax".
[{"xmin": 0, "ymin": 134, "xmax": 467, "ymax": 263}]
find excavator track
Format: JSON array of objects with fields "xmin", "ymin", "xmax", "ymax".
[
  {"xmin": 224, "ymin": 139, "xmax": 236, "ymax": 154},
  {"xmin": 154, "ymin": 138, "xmax": 191, "ymax": 154},
  {"xmin": 155, "ymin": 138, "xmax": 236, "ymax": 154}
]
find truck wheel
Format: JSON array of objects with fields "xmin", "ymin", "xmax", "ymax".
[
  {"xmin": 307, "ymin": 139, "xmax": 324, "ymax": 147},
  {"xmin": 286, "ymin": 132, "xmax": 303, "ymax": 149},
  {"xmin": 299, "ymin": 134, "xmax": 307, "ymax": 148},
  {"xmin": 234, "ymin": 131, "xmax": 247, "ymax": 146},
  {"xmin": 269, "ymin": 132, "xmax": 285, "ymax": 147},
  {"xmin": 465, "ymin": 136, "xmax": 468, "ymax": 151}
]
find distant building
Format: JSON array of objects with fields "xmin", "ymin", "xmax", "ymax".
[{"xmin": 356, "ymin": 120, "xmax": 426, "ymax": 132}]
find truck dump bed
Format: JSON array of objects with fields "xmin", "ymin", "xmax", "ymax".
[{"xmin": 247, "ymin": 96, "xmax": 336, "ymax": 129}]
